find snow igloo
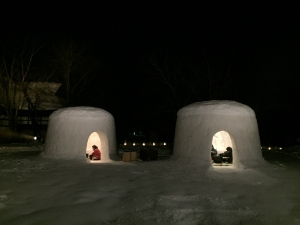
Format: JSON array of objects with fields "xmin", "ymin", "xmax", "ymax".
[
  {"xmin": 44, "ymin": 107, "xmax": 116, "ymax": 163},
  {"xmin": 173, "ymin": 100, "xmax": 264, "ymax": 168}
]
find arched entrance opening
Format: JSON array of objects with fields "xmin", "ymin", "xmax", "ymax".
[
  {"xmin": 211, "ymin": 130, "xmax": 233, "ymax": 166},
  {"xmin": 86, "ymin": 131, "xmax": 109, "ymax": 163}
]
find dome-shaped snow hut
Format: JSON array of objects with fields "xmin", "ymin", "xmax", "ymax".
[
  {"xmin": 173, "ymin": 101, "xmax": 264, "ymax": 168},
  {"xmin": 44, "ymin": 107, "xmax": 116, "ymax": 162}
]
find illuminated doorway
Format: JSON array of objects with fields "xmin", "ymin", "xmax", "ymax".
[
  {"xmin": 86, "ymin": 131, "xmax": 109, "ymax": 163},
  {"xmin": 211, "ymin": 131, "xmax": 233, "ymax": 165}
]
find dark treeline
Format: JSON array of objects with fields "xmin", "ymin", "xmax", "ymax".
[{"xmin": 0, "ymin": 30, "xmax": 299, "ymax": 145}]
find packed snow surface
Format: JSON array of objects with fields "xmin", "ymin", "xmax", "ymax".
[{"xmin": 1, "ymin": 148, "xmax": 300, "ymax": 224}]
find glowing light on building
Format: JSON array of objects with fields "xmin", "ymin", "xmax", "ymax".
[
  {"xmin": 163, "ymin": 142, "xmax": 166, "ymax": 145},
  {"xmin": 268, "ymin": 147, "xmax": 271, "ymax": 150},
  {"xmin": 142, "ymin": 143, "xmax": 145, "ymax": 146},
  {"xmin": 133, "ymin": 143, "xmax": 136, "ymax": 146},
  {"xmin": 124, "ymin": 142, "xmax": 127, "ymax": 146},
  {"xmin": 34, "ymin": 136, "xmax": 37, "ymax": 140},
  {"xmin": 153, "ymin": 142, "xmax": 155, "ymax": 146}
]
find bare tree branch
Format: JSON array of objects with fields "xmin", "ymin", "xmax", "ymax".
[
  {"xmin": 0, "ymin": 42, "xmax": 42, "ymax": 136},
  {"xmin": 47, "ymin": 39, "xmax": 99, "ymax": 106},
  {"xmin": 146, "ymin": 53, "xmax": 234, "ymax": 115}
]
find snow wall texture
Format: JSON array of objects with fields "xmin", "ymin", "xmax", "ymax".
[
  {"xmin": 172, "ymin": 100, "xmax": 264, "ymax": 168},
  {"xmin": 44, "ymin": 107, "xmax": 117, "ymax": 162}
]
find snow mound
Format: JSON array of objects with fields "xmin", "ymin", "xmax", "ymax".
[
  {"xmin": 178, "ymin": 100, "xmax": 255, "ymax": 117},
  {"xmin": 173, "ymin": 100, "xmax": 263, "ymax": 168},
  {"xmin": 44, "ymin": 106, "xmax": 116, "ymax": 162},
  {"xmin": 50, "ymin": 106, "xmax": 113, "ymax": 118}
]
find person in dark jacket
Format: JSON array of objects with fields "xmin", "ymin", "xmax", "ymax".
[
  {"xmin": 211, "ymin": 145, "xmax": 218, "ymax": 157},
  {"xmin": 222, "ymin": 146, "xmax": 233, "ymax": 163},
  {"xmin": 223, "ymin": 147, "xmax": 232, "ymax": 157}
]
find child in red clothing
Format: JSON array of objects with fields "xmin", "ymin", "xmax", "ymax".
[{"xmin": 91, "ymin": 145, "xmax": 101, "ymax": 160}]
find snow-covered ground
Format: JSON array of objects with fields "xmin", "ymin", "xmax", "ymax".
[{"xmin": 1, "ymin": 147, "xmax": 300, "ymax": 225}]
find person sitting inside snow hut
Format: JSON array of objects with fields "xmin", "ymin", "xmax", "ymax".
[
  {"xmin": 90, "ymin": 145, "xmax": 101, "ymax": 160},
  {"xmin": 211, "ymin": 145, "xmax": 223, "ymax": 163},
  {"xmin": 211, "ymin": 145, "xmax": 218, "ymax": 157},
  {"xmin": 221, "ymin": 147, "xmax": 232, "ymax": 163}
]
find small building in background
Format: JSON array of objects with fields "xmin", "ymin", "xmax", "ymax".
[{"xmin": 0, "ymin": 82, "xmax": 64, "ymax": 143}]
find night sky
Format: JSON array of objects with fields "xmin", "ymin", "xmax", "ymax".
[{"xmin": 1, "ymin": 1, "xmax": 299, "ymax": 145}]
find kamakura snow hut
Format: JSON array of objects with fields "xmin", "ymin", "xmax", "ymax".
[
  {"xmin": 44, "ymin": 107, "xmax": 116, "ymax": 162},
  {"xmin": 173, "ymin": 101, "xmax": 264, "ymax": 168}
]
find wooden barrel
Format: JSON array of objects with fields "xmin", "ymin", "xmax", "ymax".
[
  {"xmin": 123, "ymin": 152, "xmax": 131, "ymax": 162},
  {"xmin": 130, "ymin": 151, "xmax": 137, "ymax": 161}
]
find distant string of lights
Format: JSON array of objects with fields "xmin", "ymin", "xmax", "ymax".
[{"xmin": 123, "ymin": 142, "xmax": 167, "ymax": 146}]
